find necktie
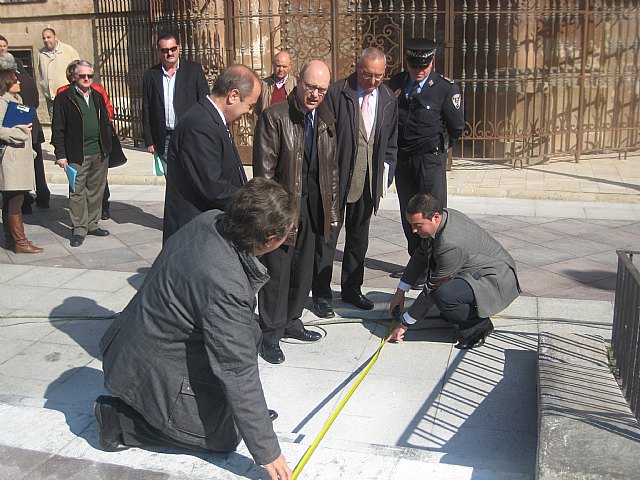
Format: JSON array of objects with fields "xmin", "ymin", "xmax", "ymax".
[
  {"xmin": 408, "ymin": 81, "xmax": 420, "ymax": 99},
  {"xmin": 362, "ymin": 92, "xmax": 373, "ymax": 139},
  {"xmin": 305, "ymin": 111, "xmax": 313, "ymax": 159}
]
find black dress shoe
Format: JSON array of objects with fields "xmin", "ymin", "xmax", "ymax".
[
  {"xmin": 313, "ymin": 301, "xmax": 335, "ymax": 318},
  {"xmin": 456, "ymin": 324, "xmax": 495, "ymax": 350},
  {"xmin": 268, "ymin": 409, "xmax": 279, "ymax": 421},
  {"xmin": 101, "ymin": 210, "xmax": 111, "ymax": 220},
  {"xmin": 88, "ymin": 228, "xmax": 110, "ymax": 237},
  {"xmin": 70, "ymin": 235, "xmax": 85, "ymax": 247},
  {"xmin": 390, "ymin": 269, "xmax": 405, "ymax": 279},
  {"xmin": 93, "ymin": 395, "xmax": 129, "ymax": 452},
  {"xmin": 284, "ymin": 327, "xmax": 322, "ymax": 342},
  {"xmin": 260, "ymin": 343, "xmax": 285, "ymax": 364},
  {"xmin": 35, "ymin": 198, "xmax": 50, "ymax": 209},
  {"xmin": 341, "ymin": 291, "xmax": 374, "ymax": 310}
]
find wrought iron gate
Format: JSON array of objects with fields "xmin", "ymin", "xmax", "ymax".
[{"xmin": 96, "ymin": 0, "xmax": 640, "ymax": 163}]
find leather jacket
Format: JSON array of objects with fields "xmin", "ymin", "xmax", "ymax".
[{"xmin": 253, "ymin": 92, "xmax": 339, "ymax": 245}]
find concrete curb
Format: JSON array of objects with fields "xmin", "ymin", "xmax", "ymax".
[{"xmin": 536, "ymin": 332, "xmax": 640, "ymax": 480}]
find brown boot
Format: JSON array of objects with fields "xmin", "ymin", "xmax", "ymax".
[{"xmin": 7, "ymin": 214, "xmax": 44, "ymax": 254}]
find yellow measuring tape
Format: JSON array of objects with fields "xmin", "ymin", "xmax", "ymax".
[
  {"xmin": 291, "ymin": 316, "xmax": 398, "ymax": 479},
  {"xmin": 291, "ymin": 310, "xmax": 503, "ymax": 478}
]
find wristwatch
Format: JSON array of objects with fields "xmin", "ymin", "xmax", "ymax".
[{"xmin": 400, "ymin": 319, "xmax": 411, "ymax": 329}]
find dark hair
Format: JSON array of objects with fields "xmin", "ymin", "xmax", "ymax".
[
  {"xmin": 211, "ymin": 64, "xmax": 259, "ymax": 100},
  {"xmin": 222, "ymin": 178, "xmax": 296, "ymax": 252},
  {"xmin": 42, "ymin": 28, "xmax": 56, "ymax": 36},
  {"xmin": 156, "ymin": 32, "xmax": 179, "ymax": 47},
  {"xmin": 0, "ymin": 35, "xmax": 7, "ymax": 43},
  {"xmin": 406, "ymin": 193, "xmax": 443, "ymax": 219},
  {"xmin": 0, "ymin": 69, "xmax": 17, "ymax": 95}
]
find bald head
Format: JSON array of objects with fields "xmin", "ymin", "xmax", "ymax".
[
  {"xmin": 297, "ymin": 60, "xmax": 331, "ymax": 111},
  {"xmin": 272, "ymin": 50, "xmax": 292, "ymax": 82}
]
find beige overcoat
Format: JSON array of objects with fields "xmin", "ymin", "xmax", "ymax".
[{"xmin": 0, "ymin": 93, "xmax": 35, "ymax": 192}]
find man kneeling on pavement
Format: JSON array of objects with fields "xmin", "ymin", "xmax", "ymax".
[
  {"xmin": 387, "ymin": 193, "xmax": 521, "ymax": 349},
  {"xmin": 95, "ymin": 178, "xmax": 294, "ymax": 480}
]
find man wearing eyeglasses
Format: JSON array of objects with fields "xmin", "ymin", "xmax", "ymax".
[
  {"xmin": 51, "ymin": 60, "xmax": 113, "ymax": 248},
  {"xmin": 253, "ymin": 60, "xmax": 339, "ymax": 365},
  {"xmin": 142, "ymin": 32, "xmax": 209, "ymax": 174},
  {"xmin": 389, "ymin": 38, "xmax": 465, "ymax": 284},
  {"xmin": 311, "ymin": 48, "xmax": 398, "ymax": 317}
]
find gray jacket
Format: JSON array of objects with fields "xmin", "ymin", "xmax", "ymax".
[
  {"xmin": 402, "ymin": 208, "xmax": 520, "ymax": 318},
  {"xmin": 99, "ymin": 210, "xmax": 280, "ymax": 465}
]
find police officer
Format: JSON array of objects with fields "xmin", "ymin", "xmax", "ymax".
[{"xmin": 389, "ymin": 38, "xmax": 464, "ymax": 277}]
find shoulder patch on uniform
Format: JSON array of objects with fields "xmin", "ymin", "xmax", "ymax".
[
  {"xmin": 452, "ymin": 93, "xmax": 461, "ymax": 109},
  {"xmin": 441, "ymin": 74, "xmax": 455, "ymax": 84}
]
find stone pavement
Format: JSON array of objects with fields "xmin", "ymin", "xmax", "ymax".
[{"xmin": 0, "ymin": 141, "xmax": 638, "ymax": 479}]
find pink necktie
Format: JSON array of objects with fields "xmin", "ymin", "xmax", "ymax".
[{"xmin": 362, "ymin": 93, "xmax": 373, "ymax": 139}]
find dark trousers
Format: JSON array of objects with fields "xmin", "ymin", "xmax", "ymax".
[
  {"xmin": 102, "ymin": 395, "xmax": 236, "ymax": 452},
  {"xmin": 395, "ymin": 150, "xmax": 447, "ymax": 256},
  {"xmin": 259, "ymin": 196, "xmax": 320, "ymax": 344},
  {"xmin": 431, "ymin": 278, "xmax": 493, "ymax": 340},
  {"xmin": 33, "ymin": 143, "xmax": 50, "ymax": 203},
  {"xmin": 102, "ymin": 179, "xmax": 110, "ymax": 213},
  {"xmin": 312, "ymin": 185, "xmax": 374, "ymax": 302}
]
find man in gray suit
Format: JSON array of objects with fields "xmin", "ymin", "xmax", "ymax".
[
  {"xmin": 95, "ymin": 178, "xmax": 294, "ymax": 480},
  {"xmin": 387, "ymin": 193, "xmax": 520, "ymax": 349}
]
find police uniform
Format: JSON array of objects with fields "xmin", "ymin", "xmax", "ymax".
[{"xmin": 390, "ymin": 38, "xmax": 464, "ymax": 256}]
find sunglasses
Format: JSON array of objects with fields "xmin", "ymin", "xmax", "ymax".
[
  {"xmin": 160, "ymin": 46, "xmax": 179, "ymax": 54},
  {"xmin": 77, "ymin": 74, "xmax": 94, "ymax": 79}
]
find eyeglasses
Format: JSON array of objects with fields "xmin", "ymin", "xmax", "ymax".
[
  {"xmin": 408, "ymin": 61, "xmax": 432, "ymax": 70},
  {"xmin": 302, "ymin": 82, "xmax": 327, "ymax": 96},
  {"xmin": 359, "ymin": 69, "xmax": 384, "ymax": 81},
  {"xmin": 160, "ymin": 46, "xmax": 179, "ymax": 54},
  {"xmin": 77, "ymin": 74, "xmax": 94, "ymax": 79}
]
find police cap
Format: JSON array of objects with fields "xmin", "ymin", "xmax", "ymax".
[{"xmin": 405, "ymin": 38, "xmax": 437, "ymax": 67}]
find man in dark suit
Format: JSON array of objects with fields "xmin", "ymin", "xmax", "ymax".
[
  {"xmin": 311, "ymin": 47, "xmax": 398, "ymax": 317},
  {"xmin": 142, "ymin": 32, "xmax": 209, "ymax": 173},
  {"xmin": 95, "ymin": 178, "xmax": 295, "ymax": 480},
  {"xmin": 387, "ymin": 193, "xmax": 520, "ymax": 349},
  {"xmin": 18, "ymin": 64, "xmax": 50, "ymax": 211},
  {"xmin": 162, "ymin": 64, "xmax": 260, "ymax": 244}
]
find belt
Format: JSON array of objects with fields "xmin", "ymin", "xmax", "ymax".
[
  {"xmin": 165, "ymin": 129, "xmax": 174, "ymax": 134},
  {"xmin": 404, "ymin": 146, "xmax": 441, "ymax": 159}
]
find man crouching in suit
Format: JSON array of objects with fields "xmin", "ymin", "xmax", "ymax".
[
  {"xmin": 95, "ymin": 178, "xmax": 294, "ymax": 480},
  {"xmin": 387, "ymin": 193, "xmax": 521, "ymax": 349}
]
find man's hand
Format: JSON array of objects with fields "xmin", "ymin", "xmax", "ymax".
[
  {"xmin": 263, "ymin": 454, "xmax": 292, "ymax": 480},
  {"xmin": 330, "ymin": 221, "xmax": 338, "ymax": 227},
  {"xmin": 55, "ymin": 158, "xmax": 68, "ymax": 169},
  {"xmin": 386, "ymin": 323, "xmax": 408, "ymax": 343},
  {"xmin": 147, "ymin": 145, "xmax": 155, "ymax": 154},
  {"xmin": 389, "ymin": 289, "xmax": 405, "ymax": 319}
]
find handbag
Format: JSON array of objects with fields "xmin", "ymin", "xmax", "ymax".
[{"xmin": 108, "ymin": 127, "xmax": 128, "ymax": 168}]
